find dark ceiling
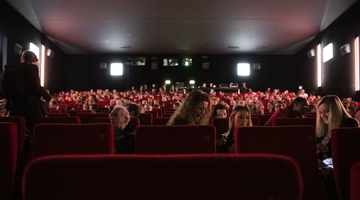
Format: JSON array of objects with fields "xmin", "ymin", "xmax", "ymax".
[{"xmin": 5, "ymin": 0, "xmax": 359, "ymax": 54}]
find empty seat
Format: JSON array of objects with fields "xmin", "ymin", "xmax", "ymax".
[
  {"xmin": 22, "ymin": 154, "xmax": 303, "ymax": 200},
  {"xmin": 0, "ymin": 122, "xmax": 17, "ymax": 200},
  {"xmin": 138, "ymin": 113, "xmax": 153, "ymax": 125},
  {"xmin": 32, "ymin": 123, "xmax": 114, "ymax": 158},
  {"xmin": 135, "ymin": 125, "xmax": 216, "ymax": 154},
  {"xmin": 66, "ymin": 110, "xmax": 91, "ymax": 116},
  {"xmin": 47, "ymin": 113, "xmax": 70, "ymax": 117},
  {"xmin": 152, "ymin": 117, "xmax": 170, "ymax": 125},
  {"xmin": 0, "ymin": 117, "xmax": 26, "ymax": 160},
  {"xmin": 331, "ymin": 127, "xmax": 360, "ymax": 200},
  {"xmin": 33, "ymin": 116, "xmax": 81, "ymax": 126},
  {"xmin": 234, "ymin": 125, "xmax": 326, "ymax": 200},
  {"xmin": 274, "ymin": 117, "xmax": 316, "ymax": 127},
  {"xmin": 252, "ymin": 114, "xmax": 273, "ymax": 126},
  {"xmin": 351, "ymin": 162, "xmax": 360, "ymax": 200},
  {"xmin": 77, "ymin": 113, "xmax": 109, "ymax": 123}
]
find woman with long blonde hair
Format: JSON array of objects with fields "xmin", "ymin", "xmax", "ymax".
[
  {"xmin": 217, "ymin": 105, "xmax": 253, "ymax": 153},
  {"xmin": 316, "ymin": 95, "xmax": 358, "ymax": 159}
]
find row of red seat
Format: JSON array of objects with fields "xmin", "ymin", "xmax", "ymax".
[{"xmin": 0, "ymin": 118, "xmax": 357, "ymax": 199}]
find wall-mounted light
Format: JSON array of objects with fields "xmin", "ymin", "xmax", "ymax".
[
  {"xmin": 110, "ymin": 63, "xmax": 123, "ymax": 76},
  {"xmin": 189, "ymin": 80, "xmax": 195, "ymax": 85},
  {"xmin": 317, "ymin": 44, "xmax": 322, "ymax": 87},
  {"xmin": 237, "ymin": 63, "xmax": 250, "ymax": 76},
  {"xmin": 323, "ymin": 43, "xmax": 333, "ymax": 63},
  {"xmin": 165, "ymin": 80, "xmax": 171, "ymax": 84},
  {"xmin": 355, "ymin": 37, "xmax": 359, "ymax": 91}
]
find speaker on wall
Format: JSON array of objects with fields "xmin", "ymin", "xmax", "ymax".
[
  {"xmin": 307, "ymin": 49, "xmax": 315, "ymax": 58},
  {"xmin": 47, "ymin": 49, "xmax": 55, "ymax": 58},
  {"xmin": 14, "ymin": 43, "xmax": 22, "ymax": 55},
  {"xmin": 99, "ymin": 63, "xmax": 107, "ymax": 69},
  {"xmin": 253, "ymin": 63, "xmax": 261, "ymax": 70},
  {"xmin": 340, "ymin": 43, "xmax": 350, "ymax": 56}
]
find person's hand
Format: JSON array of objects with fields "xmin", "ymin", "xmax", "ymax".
[
  {"xmin": 216, "ymin": 136, "xmax": 227, "ymax": 146},
  {"xmin": 316, "ymin": 143, "xmax": 329, "ymax": 152}
]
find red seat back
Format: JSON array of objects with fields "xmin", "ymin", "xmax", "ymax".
[
  {"xmin": 32, "ymin": 123, "xmax": 114, "ymax": 158},
  {"xmin": 234, "ymin": 125, "xmax": 326, "ymax": 200},
  {"xmin": 152, "ymin": 117, "xmax": 170, "ymax": 125},
  {"xmin": 351, "ymin": 162, "xmax": 360, "ymax": 200},
  {"xmin": 66, "ymin": 110, "xmax": 91, "ymax": 116},
  {"xmin": 0, "ymin": 122, "xmax": 17, "ymax": 200},
  {"xmin": 33, "ymin": 117, "xmax": 81, "ymax": 126},
  {"xmin": 0, "ymin": 116, "xmax": 26, "ymax": 159},
  {"xmin": 251, "ymin": 114, "xmax": 272, "ymax": 126},
  {"xmin": 77, "ymin": 113, "xmax": 109, "ymax": 124},
  {"xmin": 47, "ymin": 113, "xmax": 70, "ymax": 117},
  {"xmin": 138, "ymin": 113, "xmax": 153, "ymax": 125},
  {"xmin": 135, "ymin": 125, "xmax": 216, "ymax": 154},
  {"xmin": 274, "ymin": 117, "xmax": 316, "ymax": 127},
  {"xmin": 23, "ymin": 154, "xmax": 303, "ymax": 200},
  {"xmin": 331, "ymin": 127, "xmax": 360, "ymax": 200}
]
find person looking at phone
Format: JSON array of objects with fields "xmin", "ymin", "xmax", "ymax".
[{"xmin": 217, "ymin": 105, "xmax": 253, "ymax": 153}]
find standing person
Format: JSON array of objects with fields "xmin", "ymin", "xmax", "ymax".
[
  {"xmin": 240, "ymin": 82, "xmax": 248, "ymax": 95},
  {"xmin": 166, "ymin": 90, "xmax": 212, "ymax": 125},
  {"xmin": 2, "ymin": 50, "xmax": 51, "ymax": 134},
  {"xmin": 316, "ymin": 95, "xmax": 358, "ymax": 160},
  {"xmin": 217, "ymin": 106, "xmax": 253, "ymax": 153}
]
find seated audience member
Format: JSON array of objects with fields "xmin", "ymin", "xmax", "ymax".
[
  {"xmin": 306, "ymin": 104, "xmax": 316, "ymax": 113},
  {"xmin": 125, "ymin": 103, "xmax": 147, "ymax": 125},
  {"xmin": 167, "ymin": 90, "xmax": 212, "ymax": 125},
  {"xmin": 217, "ymin": 106, "xmax": 253, "ymax": 153},
  {"xmin": 316, "ymin": 95, "xmax": 358, "ymax": 160},
  {"xmin": 48, "ymin": 99, "xmax": 60, "ymax": 110},
  {"xmin": 267, "ymin": 101, "xmax": 275, "ymax": 113},
  {"xmin": 173, "ymin": 101, "xmax": 182, "ymax": 109},
  {"xmin": 354, "ymin": 107, "xmax": 360, "ymax": 123},
  {"xmin": 316, "ymin": 95, "xmax": 358, "ymax": 199},
  {"xmin": 274, "ymin": 100, "xmax": 285, "ymax": 112},
  {"xmin": 110, "ymin": 106, "xmax": 135, "ymax": 154},
  {"xmin": 264, "ymin": 97, "xmax": 308, "ymax": 126},
  {"xmin": 0, "ymin": 99, "xmax": 6, "ymax": 117},
  {"xmin": 211, "ymin": 103, "xmax": 228, "ymax": 119}
]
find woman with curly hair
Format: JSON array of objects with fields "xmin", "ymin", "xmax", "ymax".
[{"xmin": 166, "ymin": 90, "xmax": 212, "ymax": 125}]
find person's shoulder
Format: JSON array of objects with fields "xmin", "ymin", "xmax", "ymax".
[{"xmin": 341, "ymin": 117, "xmax": 359, "ymax": 127}]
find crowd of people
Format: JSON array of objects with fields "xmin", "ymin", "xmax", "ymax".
[{"xmin": 2, "ymin": 50, "xmax": 360, "ymax": 200}]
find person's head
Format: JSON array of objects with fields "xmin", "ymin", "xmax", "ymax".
[
  {"xmin": 109, "ymin": 106, "xmax": 130, "ymax": 129},
  {"xmin": 125, "ymin": 103, "xmax": 140, "ymax": 117},
  {"xmin": 20, "ymin": 50, "xmax": 38, "ymax": 64},
  {"xmin": 168, "ymin": 90, "xmax": 211, "ymax": 125},
  {"xmin": 212, "ymin": 103, "xmax": 228, "ymax": 119},
  {"xmin": 274, "ymin": 100, "xmax": 285, "ymax": 111},
  {"xmin": 267, "ymin": 101, "xmax": 275, "ymax": 112},
  {"xmin": 173, "ymin": 101, "xmax": 182, "ymax": 109},
  {"xmin": 290, "ymin": 97, "xmax": 308, "ymax": 114},
  {"xmin": 228, "ymin": 105, "xmax": 253, "ymax": 130},
  {"xmin": 316, "ymin": 95, "xmax": 352, "ymax": 138}
]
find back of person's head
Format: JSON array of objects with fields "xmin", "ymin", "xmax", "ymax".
[
  {"xmin": 289, "ymin": 97, "xmax": 307, "ymax": 109},
  {"xmin": 125, "ymin": 103, "xmax": 140, "ymax": 117},
  {"xmin": 20, "ymin": 50, "xmax": 38, "ymax": 64},
  {"xmin": 110, "ymin": 106, "xmax": 130, "ymax": 129}
]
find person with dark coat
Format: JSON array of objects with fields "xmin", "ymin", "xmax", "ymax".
[{"xmin": 2, "ymin": 50, "xmax": 51, "ymax": 134}]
